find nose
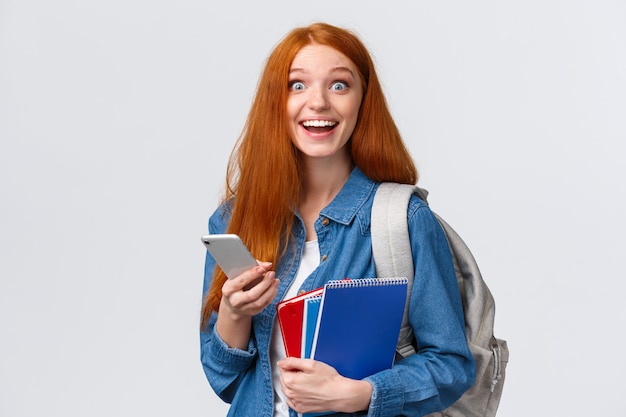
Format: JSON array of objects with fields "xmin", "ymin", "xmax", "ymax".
[{"xmin": 307, "ymin": 85, "xmax": 330, "ymax": 111}]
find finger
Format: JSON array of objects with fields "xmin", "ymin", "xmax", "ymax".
[
  {"xmin": 226, "ymin": 272, "xmax": 278, "ymax": 314},
  {"xmin": 257, "ymin": 261, "xmax": 272, "ymax": 269},
  {"xmin": 246, "ymin": 272, "xmax": 279, "ymax": 305},
  {"xmin": 222, "ymin": 265, "xmax": 269, "ymax": 294},
  {"xmin": 278, "ymin": 357, "xmax": 313, "ymax": 372},
  {"xmin": 243, "ymin": 268, "xmax": 275, "ymax": 293}
]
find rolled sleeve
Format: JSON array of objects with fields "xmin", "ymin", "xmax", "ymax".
[{"xmin": 200, "ymin": 320, "xmax": 258, "ymax": 403}]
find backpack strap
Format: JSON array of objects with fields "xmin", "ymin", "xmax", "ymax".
[
  {"xmin": 373, "ymin": 183, "xmax": 509, "ymax": 416},
  {"xmin": 373, "ymin": 182, "xmax": 497, "ymax": 350},
  {"xmin": 371, "ymin": 182, "xmax": 422, "ymax": 359}
]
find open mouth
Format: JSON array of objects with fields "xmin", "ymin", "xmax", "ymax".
[{"xmin": 302, "ymin": 120, "xmax": 337, "ymax": 133}]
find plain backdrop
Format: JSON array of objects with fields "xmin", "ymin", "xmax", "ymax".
[{"xmin": 1, "ymin": 1, "xmax": 625, "ymax": 416}]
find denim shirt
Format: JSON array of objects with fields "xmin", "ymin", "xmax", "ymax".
[{"xmin": 200, "ymin": 167, "xmax": 475, "ymax": 417}]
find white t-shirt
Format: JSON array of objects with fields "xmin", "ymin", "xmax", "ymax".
[{"xmin": 271, "ymin": 240, "xmax": 321, "ymax": 417}]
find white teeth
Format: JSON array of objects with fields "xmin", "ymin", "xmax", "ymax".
[{"xmin": 302, "ymin": 120, "xmax": 337, "ymax": 127}]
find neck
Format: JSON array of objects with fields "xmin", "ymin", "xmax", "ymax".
[
  {"xmin": 299, "ymin": 153, "xmax": 353, "ymax": 204},
  {"xmin": 298, "ymin": 153, "xmax": 353, "ymax": 240}
]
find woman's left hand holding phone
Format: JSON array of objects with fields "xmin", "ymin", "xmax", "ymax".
[{"xmin": 216, "ymin": 262, "xmax": 279, "ymax": 350}]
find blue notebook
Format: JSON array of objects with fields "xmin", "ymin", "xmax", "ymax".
[
  {"xmin": 301, "ymin": 295, "xmax": 322, "ymax": 359},
  {"xmin": 311, "ymin": 277, "xmax": 408, "ymax": 381}
]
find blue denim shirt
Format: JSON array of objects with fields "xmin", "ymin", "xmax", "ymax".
[{"xmin": 200, "ymin": 167, "xmax": 475, "ymax": 417}]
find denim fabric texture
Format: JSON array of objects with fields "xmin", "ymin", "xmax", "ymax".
[{"xmin": 200, "ymin": 167, "xmax": 475, "ymax": 417}]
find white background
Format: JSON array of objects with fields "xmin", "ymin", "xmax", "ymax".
[{"xmin": 1, "ymin": 1, "xmax": 625, "ymax": 416}]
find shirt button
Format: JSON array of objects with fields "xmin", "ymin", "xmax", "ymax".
[
  {"xmin": 321, "ymin": 255, "xmax": 328, "ymax": 262},
  {"xmin": 321, "ymin": 217, "xmax": 330, "ymax": 226},
  {"xmin": 298, "ymin": 289, "xmax": 306, "ymax": 295}
]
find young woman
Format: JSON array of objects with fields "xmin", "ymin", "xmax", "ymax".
[{"xmin": 200, "ymin": 22, "xmax": 475, "ymax": 417}]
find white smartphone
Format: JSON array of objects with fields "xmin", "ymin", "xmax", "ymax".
[{"xmin": 201, "ymin": 234, "xmax": 261, "ymax": 290}]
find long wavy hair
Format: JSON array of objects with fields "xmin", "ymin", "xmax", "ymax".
[{"xmin": 201, "ymin": 22, "xmax": 417, "ymax": 326}]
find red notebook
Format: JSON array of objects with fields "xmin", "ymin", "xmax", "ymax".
[{"xmin": 276, "ymin": 287, "xmax": 324, "ymax": 357}]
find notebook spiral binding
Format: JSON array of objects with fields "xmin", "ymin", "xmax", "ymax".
[{"xmin": 325, "ymin": 277, "xmax": 409, "ymax": 289}]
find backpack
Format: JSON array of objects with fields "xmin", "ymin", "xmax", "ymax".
[{"xmin": 371, "ymin": 182, "xmax": 508, "ymax": 417}]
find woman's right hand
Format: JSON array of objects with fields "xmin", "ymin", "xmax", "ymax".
[
  {"xmin": 221, "ymin": 262, "xmax": 278, "ymax": 317},
  {"xmin": 216, "ymin": 262, "xmax": 279, "ymax": 349}
]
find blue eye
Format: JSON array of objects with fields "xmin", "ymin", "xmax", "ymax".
[
  {"xmin": 331, "ymin": 81, "xmax": 348, "ymax": 91},
  {"xmin": 290, "ymin": 81, "xmax": 305, "ymax": 91}
]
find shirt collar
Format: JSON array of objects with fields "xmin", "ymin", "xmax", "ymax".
[{"xmin": 319, "ymin": 167, "xmax": 376, "ymax": 226}]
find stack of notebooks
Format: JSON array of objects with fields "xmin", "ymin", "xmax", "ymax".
[{"xmin": 276, "ymin": 277, "xmax": 408, "ymax": 381}]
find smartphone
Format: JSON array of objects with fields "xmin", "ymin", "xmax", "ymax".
[{"xmin": 201, "ymin": 234, "xmax": 261, "ymax": 290}]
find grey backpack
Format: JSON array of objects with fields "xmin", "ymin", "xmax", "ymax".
[{"xmin": 371, "ymin": 182, "xmax": 508, "ymax": 417}]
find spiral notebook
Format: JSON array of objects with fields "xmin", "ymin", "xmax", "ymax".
[
  {"xmin": 311, "ymin": 277, "xmax": 408, "ymax": 381},
  {"xmin": 276, "ymin": 287, "xmax": 324, "ymax": 357},
  {"xmin": 301, "ymin": 295, "xmax": 322, "ymax": 359}
]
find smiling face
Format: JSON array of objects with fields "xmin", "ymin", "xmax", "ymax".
[{"xmin": 287, "ymin": 43, "xmax": 364, "ymax": 165}]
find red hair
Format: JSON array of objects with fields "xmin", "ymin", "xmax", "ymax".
[{"xmin": 201, "ymin": 23, "xmax": 417, "ymax": 326}]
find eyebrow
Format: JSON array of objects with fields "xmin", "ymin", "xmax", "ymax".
[{"xmin": 289, "ymin": 66, "xmax": 355, "ymax": 77}]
